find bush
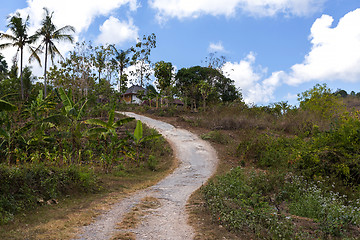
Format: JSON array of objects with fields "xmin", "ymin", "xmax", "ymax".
[
  {"xmin": 281, "ymin": 175, "xmax": 360, "ymax": 237},
  {"xmin": 203, "ymin": 167, "xmax": 297, "ymax": 239},
  {"xmin": 0, "ymin": 164, "xmax": 98, "ymax": 224},
  {"xmin": 201, "ymin": 130, "xmax": 229, "ymax": 144},
  {"xmin": 295, "ymin": 111, "xmax": 360, "ymax": 185}
]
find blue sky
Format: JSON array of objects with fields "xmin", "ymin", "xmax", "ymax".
[{"xmin": 1, "ymin": 0, "xmax": 360, "ymax": 105}]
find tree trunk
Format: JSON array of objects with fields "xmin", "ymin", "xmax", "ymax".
[
  {"xmin": 20, "ymin": 47, "xmax": 24, "ymax": 100},
  {"xmin": 118, "ymin": 69, "xmax": 121, "ymax": 92},
  {"xmin": 44, "ymin": 43, "xmax": 48, "ymax": 97}
]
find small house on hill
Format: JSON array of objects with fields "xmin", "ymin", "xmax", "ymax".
[{"xmin": 122, "ymin": 85, "xmax": 147, "ymax": 104}]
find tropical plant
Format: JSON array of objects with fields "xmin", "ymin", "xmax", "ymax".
[
  {"xmin": 0, "ymin": 99, "xmax": 17, "ymax": 112},
  {"xmin": 31, "ymin": 8, "xmax": 75, "ymax": 97},
  {"xmin": 84, "ymin": 107, "xmax": 134, "ymax": 139},
  {"xmin": 111, "ymin": 45, "xmax": 133, "ymax": 93},
  {"xmin": 0, "ymin": 12, "xmax": 39, "ymax": 99},
  {"xmin": 131, "ymin": 120, "xmax": 160, "ymax": 162},
  {"xmin": 0, "ymin": 53, "xmax": 8, "ymax": 80}
]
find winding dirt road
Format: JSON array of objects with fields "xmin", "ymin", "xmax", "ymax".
[{"xmin": 75, "ymin": 112, "xmax": 218, "ymax": 240}]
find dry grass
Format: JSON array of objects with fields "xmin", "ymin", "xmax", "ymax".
[
  {"xmin": 117, "ymin": 196, "xmax": 161, "ymax": 230},
  {"xmin": 114, "ymin": 196, "xmax": 161, "ymax": 239},
  {"xmin": 111, "ymin": 231, "xmax": 136, "ymax": 240}
]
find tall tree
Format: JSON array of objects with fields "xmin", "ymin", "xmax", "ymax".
[
  {"xmin": 175, "ymin": 66, "xmax": 239, "ymax": 110},
  {"xmin": 0, "ymin": 53, "xmax": 8, "ymax": 81},
  {"xmin": 154, "ymin": 61, "xmax": 174, "ymax": 106},
  {"xmin": 0, "ymin": 13, "xmax": 39, "ymax": 99},
  {"xmin": 111, "ymin": 45, "xmax": 133, "ymax": 93},
  {"xmin": 154, "ymin": 61, "xmax": 173, "ymax": 93},
  {"xmin": 131, "ymin": 33, "xmax": 156, "ymax": 87},
  {"xmin": 31, "ymin": 8, "xmax": 75, "ymax": 97}
]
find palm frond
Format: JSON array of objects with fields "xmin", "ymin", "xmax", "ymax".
[
  {"xmin": 84, "ymin": 119, "xmax": 108, "ymax": 128},
  {"xmin": 114, "ymin": 117, "xmax": 135, "ymax": 127},
  {"xmin": 0, "ymin": 33, "xmax": 17, "ymax": 42},
  {"xmin": 0, "ymin": 99, "xmax": 17, "ymax": 112},
  {"xmin": 28, "ymin": 45, "xmax": 42, "ymax": 66}
]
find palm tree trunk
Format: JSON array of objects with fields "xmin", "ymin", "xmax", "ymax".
[
  {"xmin": 20, "ymin": 47, "xmax": 24, "ymax": 100},
  {"xmin": 44, "ymin": 42, "xmax": 48, "ymax": 97}
]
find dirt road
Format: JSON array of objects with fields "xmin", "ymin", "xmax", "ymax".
[{"xmin": 75, "ymin": 112, "xmax": 218, "ymax": 240}]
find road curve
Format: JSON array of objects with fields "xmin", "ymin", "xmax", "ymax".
[{"xmin": 75, "ymin": 112, "xmax": 218, "ymax": 240}]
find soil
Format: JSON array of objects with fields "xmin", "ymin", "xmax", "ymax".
[{"xmin": 74, "ymin": 112, "xmax": 218, "ymax": 240}]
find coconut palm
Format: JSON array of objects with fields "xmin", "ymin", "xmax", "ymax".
[
  {"xmin": 0, "ymin": 13, "xmax": 39, "ymax": 100},
  {"xmin": 31, "ymin": 8, "xmax": 75, "ymax": 97}
]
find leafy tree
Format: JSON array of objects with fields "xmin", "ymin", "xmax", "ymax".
[
  {"xmin": 199, "ymin": 80, "xmax": 213, "ymax": 110},
  {"xmin": 0, "ymin": 61, "xmax": 20, "ymax": 96},
  {"xmin": 0, "ymin": 53, "xmax": 8, "ymax": 80},
  {"xmin": 154, "ymin": 61, "xmax": 173, "ymax": 104},
  {"xmin": 334, "ymin": 89, "xmax": 348, "ymax": 98},
  {"xmin": 91, "ymin": 45, "xmax": 113, "ymax": 82},
  {"xmin": 22, "ymin": 66, "xmax": 36, "ymax": 98},
  {"xmin": 31, "ymin": 8, "xmax": 75, "ymax": 97},
  {"xmin": 175, "ymin": 66, "xmax": 239, "ymax": 110},
  {"xmin": 131, "ymin": 33, "xmax": 156, "ymax": 87},
  {"xmin": 48, "ymin": 41, "xmax": 95, "ymax": 100},
  {"xmin": 111, "ymin": 45, "xmax": 133, "ymax": 93},
  {"xmin": 118, "ymin": 74, "xmax": 129, "ymax": 93},
  {"xmin": 203, "ymin": 52, "xmax": 226, "ymax": 71},
  {"xmin": 298, "ymin": 83, "xmax": 345, "ymax": 118},
  {"xmin": 0, "ymin": 12, "xmax": 39, "ymax": 99}
]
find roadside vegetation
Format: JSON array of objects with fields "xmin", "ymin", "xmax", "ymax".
[{"xmin": 139, "ymin": 84, "xmax": 360, "ymax": 239}]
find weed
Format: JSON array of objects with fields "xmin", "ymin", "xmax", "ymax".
[{"xmin": 201, "ymin": 130, "xmax": 229, "ymax": 144}]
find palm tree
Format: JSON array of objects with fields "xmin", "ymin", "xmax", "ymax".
[
  {"xmin": 0, "ymin": 13, "xmax": 39, "ymax": 100},
  {"xmin": 31, "ymin": 8, "xmax": 75, "ymax": 97},
  {"xmin": 111, "ymin": 45, "xmax": 133, "ymax": 93}
]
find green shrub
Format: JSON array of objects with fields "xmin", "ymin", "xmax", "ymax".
[
  {"xmin": 0, "ymin": 164, "xmax": 98, "ymax": 224},
  {"xmin": 295, "ymin": 111, "xmax": 360, "ymax": 185},
  {"xmin": 203, "ymin": 167, "xmax": 297, "ymax": 239},
  {"xmin": 201, "ymin": 130, "xmax": 229, "ymax": 144}
]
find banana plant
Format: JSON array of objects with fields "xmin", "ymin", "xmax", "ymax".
[
  {"xmin": 84, "ymin": 106, "xmax": 134, "ymax": 139},
  {"xmin": 0, "ymin": 118, "xmax": 30, "ymax": 165},
  {"xmin": 46, "ymin": 87, "xmax": 89, "ymax": 163},
  {"xmin": 56, "ymin": 87, "xmax": 87, "ymax": 121},
  {"xmin": 22, "ymin": 90, "xmax": 58, "ymax": 152},
  {"xmin": 131, "ymin": 120, "xmax": 161, "ymax": 163}
]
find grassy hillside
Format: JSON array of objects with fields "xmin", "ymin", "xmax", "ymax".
[{"xmin": 142, "ymin": 84, "xmax": 360, "ymax": 239}]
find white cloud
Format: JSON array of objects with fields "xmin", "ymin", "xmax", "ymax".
[
  {"xmin": 222, "ymin": 52, "xmax": 280, "ymax": 104},
  {"xmin": 149, "ymin": 0, "xmax": 325, "ymax": 23},
  {"xmin": 208, "ymin": 41, "xmax": 225, "ymax": 52},
  {"xmin": 287, "ymin": 8, "xmax": 360, "ymax": 85},
  {"xmin": 23, "ymin": 0, "xmax": 139, "ymax": 33},
  {"xmin": 0, "ymin": 0, "xmax": 139, "ymax": 78},
  {"xmin": 96, "ymin": 16, "xmax": 139, "ymax": 45}
]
